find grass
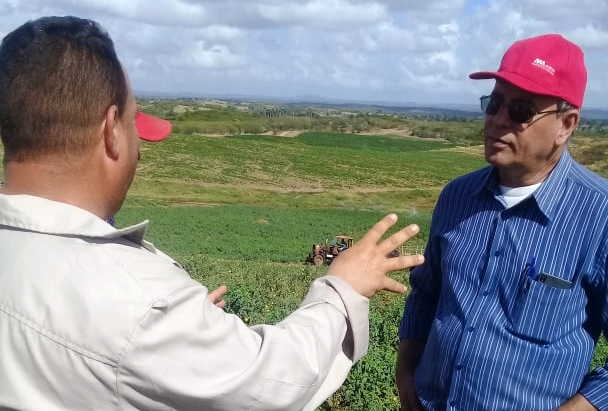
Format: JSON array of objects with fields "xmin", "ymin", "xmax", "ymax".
[
  {"xmin": 117, "ymin": 202, "xmax": 424, "ymax": 410},
  {"xmin": 592, "ymin": 336, "xmax": 608, "ymax": 369},
  {"xmin": 145, "ymin": 103, "xmax": 488, "ymax": 143},
  {"xmin": 405, "ymin": 118, "xmax": 484, "ymax": 144},
  {"xmin": 131, "ymin": 132, "xmax": 485, "ymax": 213},
  {"xmin": 120, "ymin": 127, "xmax": 608, "ymax": 409},
  {"xmin": 2, "ymin": 114, "xmax": 608, "ymax": 409},
  {"xmin": 116, "ymin": 201, "xmax": 608, "ymax": 410},
  {"xmin": 117, "ymin": 203, "xmax": 431, "ymax": 262}
]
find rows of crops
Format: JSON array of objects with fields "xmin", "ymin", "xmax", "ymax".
[{"xmin": 117, "ymin": 130, "xmax": 608, "ymax": 410}]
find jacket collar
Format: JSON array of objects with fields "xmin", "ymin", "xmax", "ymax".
[{"xmin": 0, "ymin": 194, "xmax": 149, "ymax": 245}]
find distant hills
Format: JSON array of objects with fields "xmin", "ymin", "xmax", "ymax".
[{"xmin": 135, "ymin": 90, "xmax": 608, "ymax": 122}]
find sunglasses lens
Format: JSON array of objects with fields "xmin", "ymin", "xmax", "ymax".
[
  {"xmin": 481, "ymin": 95, "xmax": 501, "ymax": 115},
  {"xmin": 508, "ymin": 99, "xmax": 535, "ymax": 123},
  {"xmin": 481, "ymin": 94, "xmax": 539, "ymax": 124}
]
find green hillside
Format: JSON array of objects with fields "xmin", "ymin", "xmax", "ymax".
[{"xmin": 1, "ymin": 116, "xmax": 606, "ymax": 410}]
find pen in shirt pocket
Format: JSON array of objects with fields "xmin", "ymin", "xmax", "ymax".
[{"xmin": 524, "ymin": 256, "xmax": 574, "ymax": 290}]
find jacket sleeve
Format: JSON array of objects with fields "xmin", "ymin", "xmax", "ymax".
[
  {"xmin": 399, "ymin": 190, "xmax": 445, "ymax": 342},
  {"xmin": 116, "ymin": 275, "xmax": 368, "ymax": 411}
]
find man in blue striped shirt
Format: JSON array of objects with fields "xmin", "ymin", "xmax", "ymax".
[{"xmin": 397, "ymin": 34, "xmax": 608, "ymax": 410}]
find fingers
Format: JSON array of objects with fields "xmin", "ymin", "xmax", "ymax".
[
  {"xmin": 385, "ymin": 254, "xmax": 425, "ymax": 272},
  {"xmin": 358, "ymin": 213, "xmax": 398, "ymax": 247},
  {"xmin": 215, "ymin": 299, "xmax": 226, "ymax": 309},
  {"xmin": 383, "ymin": 276, "xmax": 407, "ymax": 294},
  {"xmin": 208, "ymin": 285, "xmax": 228, "ymax": 304},
  {"xmin": 378, "ymin": 224, "xmax": 420, "ymax": 255}
]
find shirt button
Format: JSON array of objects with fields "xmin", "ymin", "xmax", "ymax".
[
  {"xmin": 467, "ymin": 326, "xmax": 475, "ymax": 332},
  {"xmin": 494, "ymin": 250, "xmax": 501, "ymax": 257},
  {"xmin": 455, "ymin": 364, "xmax": 464, "ymax": 370},
  {"xmin": 450, "ymin": 400, "xmax": 458, "ymax": 407}
]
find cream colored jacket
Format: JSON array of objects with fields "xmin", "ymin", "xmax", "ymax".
[{"xmin": 0, "ymin": 194, "xmax": 369, "ymax": 410}]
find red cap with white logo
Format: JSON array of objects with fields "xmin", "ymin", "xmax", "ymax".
[
  {"xmin": 135, "ymin": 112, "xmax": 172, "ymax": 142},
  {"xmin": 469, "ymin": 34, "xmax": 587, "ymax": 108}
]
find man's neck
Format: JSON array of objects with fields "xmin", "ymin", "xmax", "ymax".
[
  {"xmin": 1, "ymin": 160, "xmax": 109, "ymax": 219},
  {"xmin": 498, "ymin": 167, "xmax": 552, "ymax": 187},
  {"xmin": 498, "ymin": 150, "xmax": 563, "ymax": 188}
]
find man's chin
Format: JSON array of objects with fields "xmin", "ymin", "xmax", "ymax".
[{"xmin": 485, "ymin": 151, "xmax": 508, "ymax": 168}]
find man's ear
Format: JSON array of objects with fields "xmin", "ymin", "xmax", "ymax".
[
  {"xmin": 556, "ymin": 110, "xmax": 580, "ymax": 145},
  {"xmin": 103, "ymin": 104, "xmax": 120, "ymax": 160}
]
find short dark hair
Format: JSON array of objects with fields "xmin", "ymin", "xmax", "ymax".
[
  {"xmin": 558, "ymin": 99, "xmax": 577, "ymax": 112},
  {"xmin": 0, "ymin": 16, "xmax": 128, "ymax": 161}
]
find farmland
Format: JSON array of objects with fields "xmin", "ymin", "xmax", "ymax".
[
  {"xmin": 117, "ymin": 128, "xmax": 479, "ymax": 410},
  {"xmin": 2, "ymin": 104, "xmax": 608, "ymax": 409},
  {"xmin": 114, "ymin": 107, "xmax": 608, "ymax": 410}
]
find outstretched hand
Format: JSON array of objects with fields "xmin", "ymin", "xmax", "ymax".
[{"xmin": 327, "ymin": 213, "xmax": 424, "ymax": 298}]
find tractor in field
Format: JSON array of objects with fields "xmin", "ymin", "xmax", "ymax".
[
  {"xmin": 306, "ymin": 235, "xmax": 353, "ymax": 266},
  {"xmin": 306, "ymin": 234, "xmax": 403, "ymax": 266}
]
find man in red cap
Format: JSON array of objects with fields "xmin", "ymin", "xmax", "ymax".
[
  {"xmin": 397, "ymin": 34, "xmax": 608, "ymax": 410},
  {"xmin": 0, "ymin": 16, "xmax": 424, "ymax": 410}
]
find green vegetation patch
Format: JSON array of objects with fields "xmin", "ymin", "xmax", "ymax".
[
  {"xmin": 181, "ymin": 254, "xmax": 410, "ymax": 410},
  {"xmin": 136, "ymin": 132, "xmax": 486, "ymax": 194},
  {"xmin": 117, "ymin": 203, "xmax": 431, "ymax": 262},
  {"xmin": 296, "ymin": 131, "xmax": 453, "ymax": 152},
  {"xmin": 116, "ymin": 203, "xmax": 425, "ymax": 410},
  {"xmin": 3, "ymin": 101, "xmax": 608, "ymax": 410},
  {"xmin": 405, "ymin": 118, "xmax": 484, "ymax": 145},
  {"xmin": 116, "ymin": 203, "xmax": 608, "ymax": 410}
]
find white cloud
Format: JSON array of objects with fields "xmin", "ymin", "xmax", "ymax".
[
  {"xmin": 568, "ymin": 25, "xmax": 608, "ymax": 49},
  {"xmin": 52, "ymin": 0, "xmax": 210, "ymax": 27},
  {"xmin": 199, "ymin": 25, "xmax": 244, "ymax": 42},
  {"xmin": 0, "ymin": 0, "xmax": 606, "ymax": 107},
  {"xmin": 177, "ymin": 42, "xmax": 244, "ymax": 69},
  {"xmin": 257, "ymin": 0, "xmax": 387, "ymax": 27}
]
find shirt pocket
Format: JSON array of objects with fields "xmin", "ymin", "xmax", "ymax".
[{"xmin": 507, "ymin": 276, "xmax": 575, "ymax": 344}]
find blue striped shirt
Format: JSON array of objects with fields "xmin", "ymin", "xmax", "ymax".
[{"xmin": 400, "ymin": 151, "xmax": 608, "ymax": 410}]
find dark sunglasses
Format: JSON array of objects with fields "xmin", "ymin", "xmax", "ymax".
[{"xmin": 480, "ymin": 93, "xmax": 562, "ymax": 124}]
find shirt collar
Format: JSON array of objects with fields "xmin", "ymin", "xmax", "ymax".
[
  {"xmin": 0, "ymin": 193, "xmax": 149, "ymax": 245},
  {"xmin": 472, "ymin": 150, "xmax": 573, "ymax": 221}
]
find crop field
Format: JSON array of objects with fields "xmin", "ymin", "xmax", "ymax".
[
  {"xmin": 143, "ymin": 101, "xmax": 486, "ymax": 144},
  {"xmin": 118, "ymin": 204, "xmax": 430, "ymax": 410},
  {"xmin": 112, "ymin": 126, "xmax": 608, "ymax": 410},
  {"xmin": 1, "ymin": 116, "xmax": 607, "ymax": 409},
  {"xmin": 128, "ymin": 132, "xmax": 484, "ymax": 213}
]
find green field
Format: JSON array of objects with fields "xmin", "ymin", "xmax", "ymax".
[
  {"xmin": 1, "ymin": 118, "xmax": 606, "ymax": 409},
  {"xmin": 113, "ymin": 128, "xmax": 608, "ymax": 410},
  {"xmin": 129, "ymin": 132, "xmax": 483, "ymax": 212},
  {"xmin": 118, "ymin": 203, "xmax": 430, "ymax": 410},
  {"xmin": 142, "ymin": 101, "xmax": 487, "ymax": 144}
]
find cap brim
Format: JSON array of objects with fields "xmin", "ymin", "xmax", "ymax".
[
  {"xmin": 469, "ymin": 71, "xmax": 500, "ymax": 80},
  {"xmin": 469, "ymin": 70, "xmax": 566, "ymax": 103},
  {"xmin": 136, "ymin": 112, "xmax": 172, "ymax": 142}
]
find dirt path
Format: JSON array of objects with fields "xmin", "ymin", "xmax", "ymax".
[
  {"xmin": 187, "ymin": 128, "xmax": 448, "ymax": 140},
  {"xmin": 138, "ymin": 177, "xmax": 445, "ymax": 194},
  {"xmin": 358, "ymin": 128, "xmax": 412, "ymax": 137},
  {"xmin": 434, "ymin": 145, "xmax": 484, "ymax": 156},
  {"xmin": 260, "ymin": 130, "xmax": 303, "ymax": 137},
  {"xmin": 190, "ymin": 130, "xmax": 305, "ymax": 138}
]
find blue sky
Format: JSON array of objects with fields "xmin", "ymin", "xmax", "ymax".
[{"xmin": 1, "ymin": 0, "xmax": 607, "ymax": 108}]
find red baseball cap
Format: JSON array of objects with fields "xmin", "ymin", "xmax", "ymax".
[
  {"xmin": 135, "ymin": 112, "xmax": 172, "ymax": 142},
  {"xmin": 469, "ymin": 34, "xmax": 587, "ymax": 108}
]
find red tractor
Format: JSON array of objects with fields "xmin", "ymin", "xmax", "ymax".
[
  {"xmin": 307, "ymin": 235, "xmax": 353, "ymax": 266},
  {"xmin": 306, "ymin": 234, "xmax": 402, "ymax": 266}
]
